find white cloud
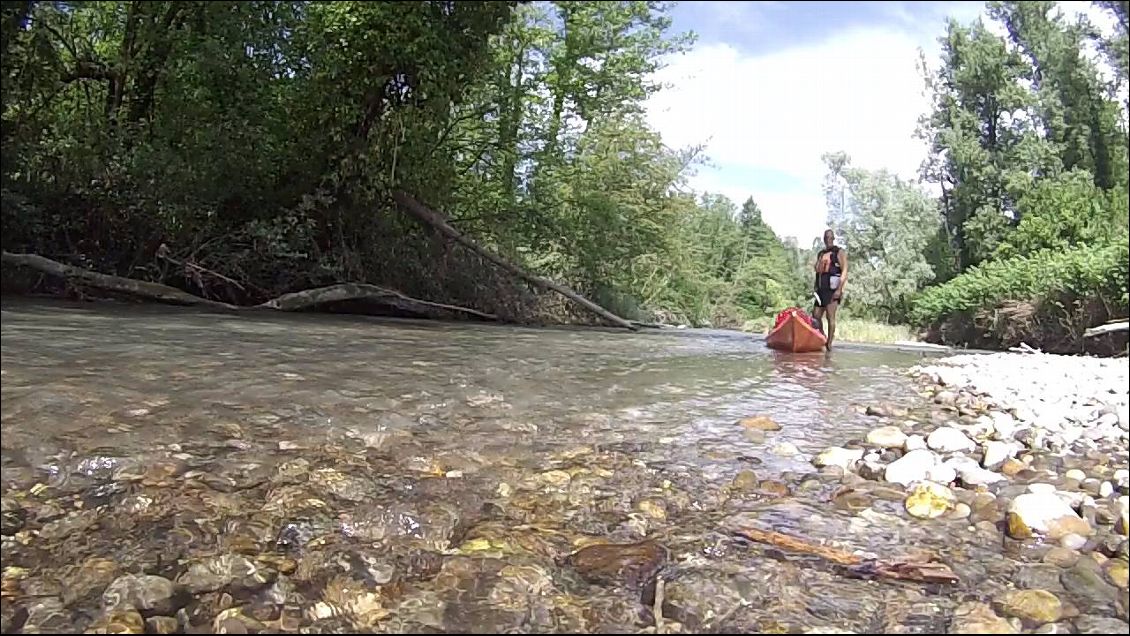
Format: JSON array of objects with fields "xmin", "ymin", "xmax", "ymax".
[
  {"xmin": 646, "ymin": 27, "xmax": 934, "ymax": 243},
  {"xmin": 644, "ymin": 1, "xmax": 1124, "ymax": 244}
]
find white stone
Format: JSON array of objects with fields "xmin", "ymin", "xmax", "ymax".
[
  {"xmin": 927, "ymin": 427, "xmax": 976, "ymax": 453},
  {"xmin": 866, "ymin": 426, "xmax": 907, "ymax": 449},
  {"xmin": 904, "ymin": 435, "xmax": 927, "ymax": 451},
  {"xmin": 814, "ymin": 447, "xmax": 863, "ymax": 471},
  {"xmin": 770, "ymin": 442, "xmax": 801, "ymax": 457},
  {"xmin": 1065, "ymin": 469, "xmax": 1087, "ymax": 481},
  {"xmin": 982, "ymin": 441, "xmax": 1016, "ymax": 469},
  {"xmin": 1059, "ymin": 533, "xmax": 1087, "ymax": 550},
  {"xmin": 1008, "ymin": 492, "xmax": 1084, "ymax": 536},
  {"xmin": 1099, "ymin": 481, "xmax": 1114, "ymax": 498},
  {"xmin": 1028, "ymin": 483, "xmax": 1058, "ymax": 495},
  {"xmin": 885, "ymin": 449, "xmax": 939, "ymax": 487}
]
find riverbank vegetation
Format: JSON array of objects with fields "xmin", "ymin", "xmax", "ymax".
[{"xmin": 1, "ymin": 1, "xmax": 1126, "ymax": 352}]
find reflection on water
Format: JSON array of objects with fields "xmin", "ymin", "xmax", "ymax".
[{"xmin": 1, "ymin": 299, "xmax": 1115, "ymax": 634}]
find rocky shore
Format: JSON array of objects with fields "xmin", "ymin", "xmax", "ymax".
[{"xmin": 813, "ymin": 349, "xmax": 1130, "ymax": 632}]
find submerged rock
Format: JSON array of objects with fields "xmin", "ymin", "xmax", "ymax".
[
  {"xmin": 566, "ymin": 540, "xmax": 667, "ymax": 591},
  {"xmin": 905, "ymin": 482, "xmax": 956, "ymax": 519},
  {"xmin": 997, "ymin": 589, "xmax": 1063, "ymax": 625}
]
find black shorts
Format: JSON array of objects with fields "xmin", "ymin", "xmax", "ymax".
[{"xmin": 814, "ymin": 287, "xmax": 838, "ymax": 308}]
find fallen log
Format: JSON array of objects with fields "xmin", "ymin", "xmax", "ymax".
[
  {"xmin": 392, "ymin": 191, "xmax": 638, "ymax": 331},
  {"xmin": 1084, "ymin": 320, "xmax": 1129, "ymax": 338},
  {"xmin": 2, "ymin": 251, "xmax": 239, "ymax": 311},
  {"xmin": 2, "ymin": 251, "xmax": 495, "ymax": 322},
  {"xmin": 730, "ymin": 524, "xmax": 959, "ymax": 585},
  {"xmin": 262, "ymin": 283, "xmax": 497, "ymax": 321}
]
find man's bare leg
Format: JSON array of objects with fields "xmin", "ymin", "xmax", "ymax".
[
  {"xmin": 812, "ymin": 305, "xmax": 826, "ymax": 333},
  {"xmin": 825, "ymin": 301, "xmax": 839, "ymax": 350}
]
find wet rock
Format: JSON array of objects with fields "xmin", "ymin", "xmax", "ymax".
[
  {"xmin": 1008, "ymin": 492, "xmax": 1093, "ymax": 540},
  {"xmin": 1017, "ymin": 564, "xmax": 1066, "ymax": 591},
  {"xmin": 177, "ymin": 555, "xmax": 276, "ymax": 594},
  {"xmin": 662, "ymin": 569, "xmax": 757, "ymax": 629},
  {"xmin": 770, "ymin": 442, "xmax": 801, "ymax": 457},
  {"xmin": 0, "ymin": 497, "xmax": 25, "ymax": 536},
  {"xmin": 739, "ymin": 416, "xmax": 781, "ymax": 431},
  {"xmin": 144, "ymin": 616, "xmax": 179, "ymax": 634},
  {"xmin": 86, "ymin": 609, "xmax": 145, "ymax": 634},
  {"xmin": 567, "ymin": 540, "xmax": 667, "ymax": 591},
  {"xmin": 884, "ymin": 449, "xmax": 933, "ymax": 486},
  {"xmin": 1103, "ymin": 558, "xmax": 1128, "ymax": 589},
  {"xmin": 1117, "ymin": 496, "xmax": 1129, "ymax": 536},
  {"xmin": 927, "ymin": 427, "xmax": 976, "ymax": 453},
  {"xmin": 1060, "ymin": 560, "xmax": 1117, "ymax": 607},
  {"xmin": 731, "ymin": 470, "xmax": 759, "ymax": 492},
  {"xmin": 905, "ymin": 482, "xmax": 956, "ymax": 519},
  {"xmin": 948, "ymin": 601, "xmax": 1018, "ymax": 633},
  {"xmin": 1043, "ymin": 547, "xmax": 1081, "ymax": 568},
  {"xmin": 865, "ymin": 405, "xmax": 890, "ymax": 417},
  {"xmin": 102, "ymin": 574, "xmax": 180, "ymax": 616},
  {"xmin": 857, "ymin": 460, "xmax": 886, "ymax": 481},
  {"xmin": 934, "ymin": 391, "xmax": 957, "ymax": 405},
  {"xmin": 1073, "ymin": 616, "xmax": 1130, "ymax": 633},
  {"xmin": 813, "ymin": 447, "xmax": 863, "ymax": 471},
  {"xmin": 947, "ymin": 502, "xmax": 972, "ymax": 520},
  {"xmin": 833, "ymin": 487, "xmax": 873, "ymax": 513},
  {"xmin": 997, "ymin": 589, "xmax": 1063, "ymax": 624},
  {"xmin": 20, "ymin": 597, "xmax": 73, "ymax": 633},
  {"xmin": 867, "ymin": 426, "xmax": 907, "ymax": 449},
  {"xmin": 757, "ymin": 480, "xmax": 790, "ymax": 498}
]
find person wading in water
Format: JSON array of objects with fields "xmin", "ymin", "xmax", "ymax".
[{"xmin": 812, "ymin": 228, "xmax": 847, "ymax": 350}]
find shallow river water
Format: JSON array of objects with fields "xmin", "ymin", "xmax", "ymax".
[{"xmin": 1, "ymin": 300, "xmax": 1124, "ymax": 634}]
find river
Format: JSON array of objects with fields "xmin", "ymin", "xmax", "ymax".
[{"xmin": 1, "ymin": 299, "xmax": 1123, "ymax": 633}]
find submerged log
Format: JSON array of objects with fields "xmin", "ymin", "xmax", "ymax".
[
  {"xmin": 730, "ymin": 524, "xmax": 959, "ymax": 585},
  {"xmin": 1083, "ymin": 320, "xmax": 1130, "ymax": 338},
  {"xmin": 2, "ymin": 251, "xmax": 495, "ymax": 322},
  {"xmin": 392, "ymin": 191, "xmax": 638, "ymax": 331}
]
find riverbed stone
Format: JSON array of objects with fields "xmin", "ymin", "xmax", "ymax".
[
  {"xmin": 567, "ymin": 540, "xmax": 667, "ymax": 591},
  {"xmin": 1103, "ymin": 559, "xmax": 1128, "ymax": 589},
  {"xmin": 904, "ymin": 435, "xmax": 927, "ymax": 451},
  {"xmin": 1117, "ymin": 496, "xmax": 1129, "ymax": 536},
  {"xmin": 814, "ymin": 447, "xmax": 863, "ymax": 471},
  {"xmin": 1043, "ymin": 547, "xmax": 1081, "ymax": 568},
  {"xmin": 101, "ymin": 574, "xmax": 180, "ymax": 615},
  {"xmin": 905, "ymin": 482, "xmax": 956, "ymax": 519},
  {"xmin": 867, "ymin": 426, "xmax": 907, "ymax": 449},
  {"xmin": 928, "ymin": 427, "xmax": 976, "ymax": 453},
  {"xmin": 739, "ymin": 416, "xmax": 781, "ymax": 431},
  {"xmin": 982, "ymin": 441, "xmax": 1017, "ymax": 470},
  {"xmin": 997, "ymin": 589, "xmax": 1063, "ymax": 624},
  {"xmin": 885, "ymin": 449, "xmax": 938, "ymax": 487},
  {"xmin": 948, "ymin": 601, "xmax": 1018, "ymax": 634},
  {"xmin": 1008, "ymin": 493, "xmax": 1092, "ymax": 540}
]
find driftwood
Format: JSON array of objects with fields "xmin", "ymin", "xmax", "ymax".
[
  {"xmin": 262, "ymin": 283, "xmax": 497, "ymax": 321},
  {"xmin": 730, "ymin": 524, "xmax": 959, "ymax": 586},
  {"xmin": 2, "ymin": 251, "xmax": 240, "ymax": 311},
  {"xmin": 1084, "ymin": 320, "xmax": 1130, "ymax": 338},
  {"xmin": 1, "ymin": 251, "xmax": 495, "ymax": 322},
  {"xmin": 392, "ymin": 191, "xmax": 638, "ymax": 331}
]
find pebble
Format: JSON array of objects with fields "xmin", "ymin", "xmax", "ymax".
[
  {"xmin": 926, "ymin": 427, "xmax": 976, "ymax": 453},
  {"xmin": 1043, "ymin": 547, "xmax": 1080, "ymax": 568},
  {"xmin": 998, "ymin": 589, "xmax": 1063, "ymax": 624},
  {"xmin": 1059, "ymin": 533, "xmax": 1088, "ymax": 550},
  {"xmin": 567, "ymin": 540, "xmax": 667, "ymax": 590},
  {"xmin": 1065, "ymin": 469, "xmax": 1087, "ymax": 482},
  {"xmin": 904, "ymin": 482, "xmax": 956, "ymax": 519},
  {"xmin": 738, "ymin": 416, "xmax": 781, "ymax": 431},
  {"xmin": 904, "ymin": 435, "xmax": 927, "ymax": 451},
  {"xmin": 982, "ymin": 441, "xmax": 1016, "ymax": 469},
  {"xmin": 866, "ymin": 426, "xmax": 907, "ymax": 449},
  {"xmin": 1104, "ymin": 558, "xmax": 1129, "ymax": 589},
  {"xmin": 1008, "ymin": 492, "xmax": 1092, "ymax": 540},
  {"xmin": 813, "ymin": 447, "xmax": 863, "ymax": 471},
  {"xmin": 102, "ymin": 574, "xmax": 179, "ymax": 616},
  {"xmin": 770, "ymin": 442, "xmax": 801, "ymax": 457},
  {"xmin": 884, "ymin": 449, "xmax": 938, "ymax": 487},
  {"xmin": 949, "ymin": 601, "xmax": 1018, "ymax": 634}
]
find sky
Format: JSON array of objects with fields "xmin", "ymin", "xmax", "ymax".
[{"xmin": 642, "ymin": 0, "xmax": 1111, "ymax": 244}]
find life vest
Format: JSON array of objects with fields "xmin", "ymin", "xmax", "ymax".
[
  {"xmin": 816, "ymin": 246, "xmax": 842, "ymax": 276},
  {"xmin": 774, "ymin": 306, "xmax": 814, "ymax": 329}
]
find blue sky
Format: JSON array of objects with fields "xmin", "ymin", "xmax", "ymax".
[{"xmin": 643, "ymin": 1, "xmax": 1104, "ymax": 243}]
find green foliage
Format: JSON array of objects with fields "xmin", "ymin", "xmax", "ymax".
[
  {"xmin": 909, "ymin": 238, "xmax": 1129, "ymax": 327},
  {"xmin": 822, "ymin": 153, "xmax": 942, "ymax": 323}
]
